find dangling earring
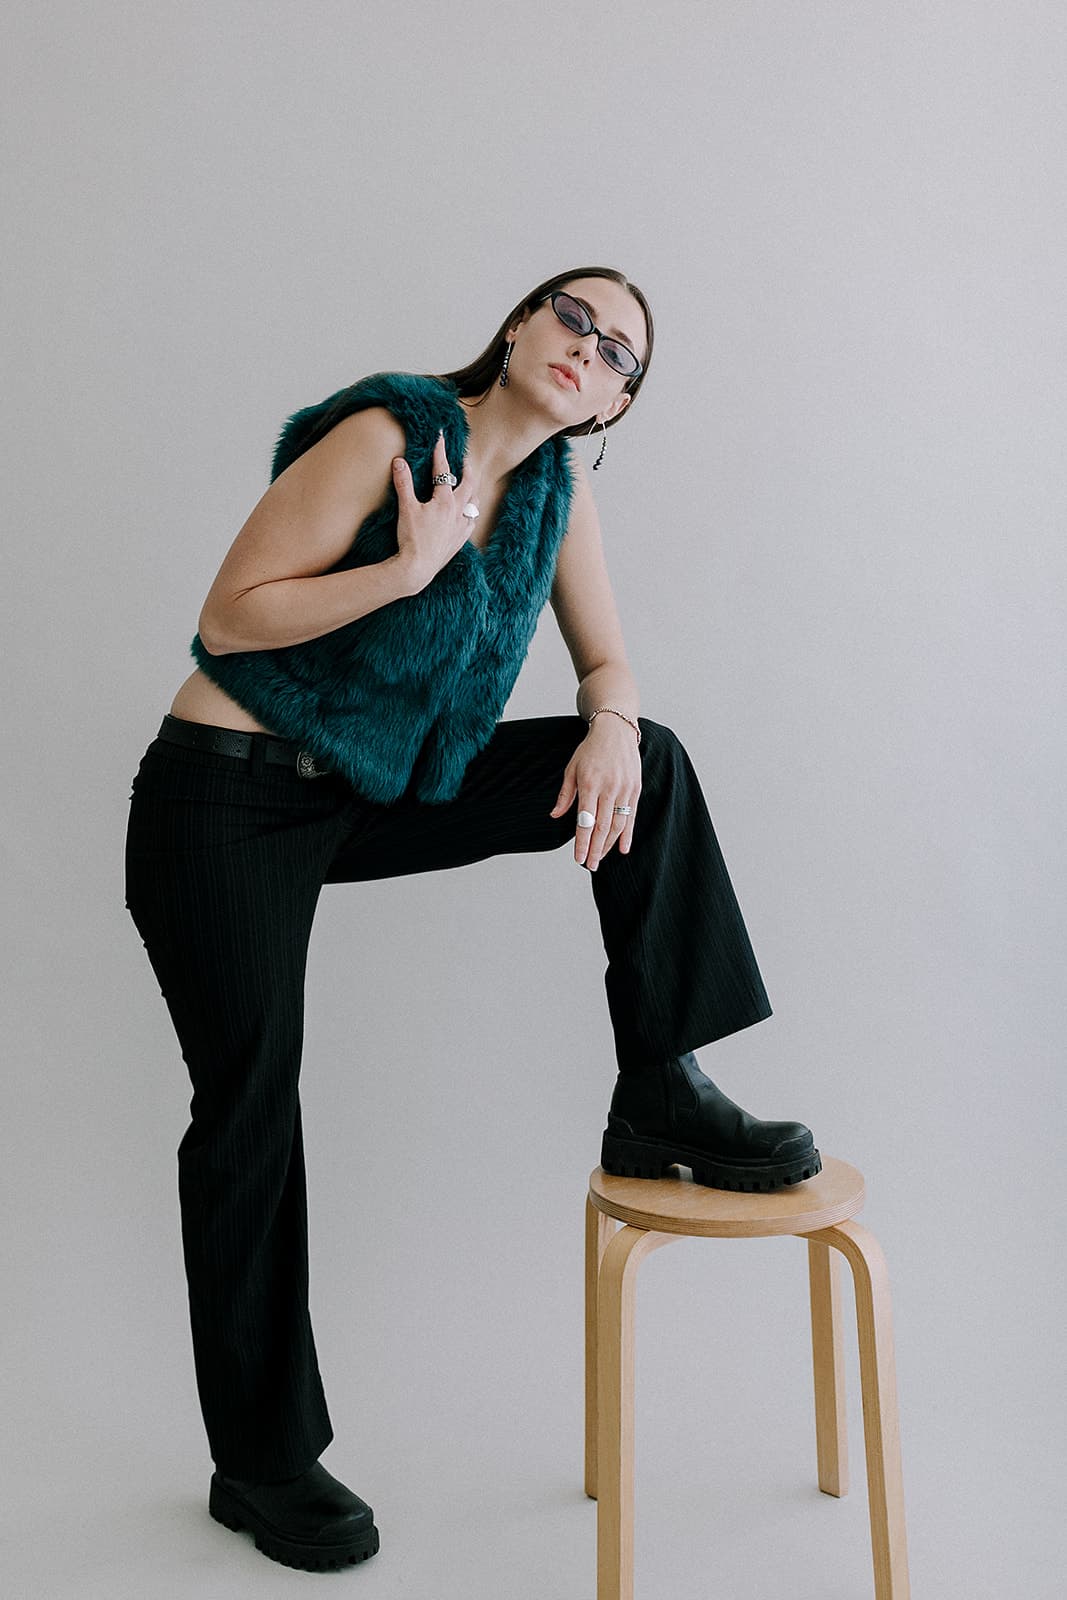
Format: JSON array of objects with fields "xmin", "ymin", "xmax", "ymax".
[
  {"xmin": 499, "ymin": 342, "xmax": 513, "ymax": 387},
  {"xmin": 591, "ymin": 416, "xmax": 607, "ymax": 470}
]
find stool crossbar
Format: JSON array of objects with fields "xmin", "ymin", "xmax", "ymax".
[{"xmin": 584, "ymin": 1155, "xmax": 910, "ymax": 1600}]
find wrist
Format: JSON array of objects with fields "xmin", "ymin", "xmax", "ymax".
[
  {"xmin": 585, "ymin": 706, "xmax": 642, "ymax": 746},
  {"xmin": 390, "ymin": 551, "xmax": 429, "ymax": 596}
]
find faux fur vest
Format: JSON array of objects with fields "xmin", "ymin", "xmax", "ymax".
[{"xmin": 190, "ymin": 371, "xmax": 576, "ymax": 803}]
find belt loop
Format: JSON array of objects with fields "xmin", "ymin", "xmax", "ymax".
[{"xmin": 248, "ymin": 734, "xmax": 267, "ymax": 775}]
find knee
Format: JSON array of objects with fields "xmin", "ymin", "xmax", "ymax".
[
  {"xmin": 638, "ymin": 718, "xmax": 684, "ymax": 761},
  {"xmin": 636, "ymin": 719, "xmax": 694, "ymax": 802}
]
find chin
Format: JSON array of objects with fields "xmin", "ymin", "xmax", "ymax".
[
  {"xmin": 529, "ymin": 380, "xmax": 576, "ymax": 423},
  {"xmin": 547, "ymin": 374, "xmax": 588, "ymax": 413}
]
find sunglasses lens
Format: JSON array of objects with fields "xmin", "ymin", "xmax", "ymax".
[
  {"xmin": 553, "ymin": 293, "xmax": 592, "ymax": 334},
  {"xmin": 550, "ymin": 293, "xmax": 640, "ymax": 378},
  {"xmin": 599, "ymin": 339, "xmax": 638, "ymax": 376}
]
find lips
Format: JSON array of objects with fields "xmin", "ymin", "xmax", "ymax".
[{"xmin": 549, "ymin": 363, "xmax": 580, "ymax": 391}]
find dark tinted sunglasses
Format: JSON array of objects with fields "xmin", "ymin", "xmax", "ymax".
[{"xmin": 542, "ymin": 291, "xmax": 644, "ymax": 380}]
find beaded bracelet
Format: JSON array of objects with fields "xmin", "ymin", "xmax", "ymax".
[{"xmin": 586, "ymin": 706, "xmax": 642, "ymax": 746}]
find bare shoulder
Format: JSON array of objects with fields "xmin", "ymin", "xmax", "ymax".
[
  {"xmin": 277, "ymin": 404, "xmax": 408, "ymax": 493},
  {"xmin": 330, "ymin": 404, "xmax": 408, "ymax": 456}
]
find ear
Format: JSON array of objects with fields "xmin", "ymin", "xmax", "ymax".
[
  {"xmin": 506, "ymin": 305, "xmax": 534, "ymax": 341},
  {"xmin": 603, "ymin": 392, "xmax": 631, "ymax": 425}
]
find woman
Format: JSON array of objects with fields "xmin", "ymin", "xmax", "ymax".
[{"xmin": 125, "ymin": 266, "xmax": 821, "ymax": 1572}]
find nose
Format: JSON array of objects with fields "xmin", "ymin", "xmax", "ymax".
[{"xmin": 568, "ymin": 328, "xmax": 598, "ymax": 364}]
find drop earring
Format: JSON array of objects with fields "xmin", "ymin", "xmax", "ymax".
[
  {"xmin": 591, "ymin": 416, "xmax": 607, "ymax": 470},
  {"xmin": 499, "ymin": 342, "xmax": 513, "ymax": 387}
]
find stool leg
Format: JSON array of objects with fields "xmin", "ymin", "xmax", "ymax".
[
  {"xmin": 808, "ymin": 1220, "xmax": 911, "ymax": 1600},
  {"xmin": 807, "ymin": 1238, "xmax": 849, "ymax": 1496},
  {"xmin": 596, "ymin": 1225, "xmax": 674, "ymax": 1600},
  {"xmin": 585, "ymin": 1197, "xmax": 616, "ymax": 1499}
]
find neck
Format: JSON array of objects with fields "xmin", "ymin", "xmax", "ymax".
[{"xmin": 457, "ymin": 385, "xmax": 558, "ymax": 491}]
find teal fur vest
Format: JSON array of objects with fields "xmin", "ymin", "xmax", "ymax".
[{"xmin": 190, "ymin": 372, "xmax": 576, "ymax": 804}]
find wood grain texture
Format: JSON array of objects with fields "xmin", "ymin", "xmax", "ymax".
[
  {"xmin": 808, "ymin": 1238, "xmax": 849, "ymax": 1497},
  {"xmin": 595, "ymin": 1225, "xmax": 674, "ymax": 1600},
  {"xmin": 584, "ymin": 1155, "xmax": 911, "ymax": 1600},
  {"xmin": 585, "ymin": 1195, "xmax": 616, "ymax": 1500},
  {"xmin": 807, "ymin": 1219, "xmax": 911, "ymax": 1600},
  {"xmin": 588, "ymin": 1154, "xmax": 865, "ymax": 1237}
]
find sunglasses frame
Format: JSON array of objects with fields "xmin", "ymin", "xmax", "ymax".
[{"xmin": 540, "ymin": 291, "xmax": 644, "ymax": 381}]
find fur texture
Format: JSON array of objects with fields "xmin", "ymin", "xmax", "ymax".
[{"xmin": 191, "ymin": 372, "xmax": 576, "ymax": 803}]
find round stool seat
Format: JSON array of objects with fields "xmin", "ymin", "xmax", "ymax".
[{"xmin": 589, "ymin": 1154, "xmax": 865, "ymax": 1238}]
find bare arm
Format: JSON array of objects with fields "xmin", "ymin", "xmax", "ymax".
[
  {"xmin": 197, "ymin": 407, "xmax": 419, "ymax": 654},
  {"xmin": 199, "ymin": 412, "xmax": 480, "ymax": 654},
  {"xmin": 548, "ymin": 457, "xmax": 643, "ymax": 864},
  {"xmin": 549, "ymin": 457, "xmax": 641, "ymax": 723}
]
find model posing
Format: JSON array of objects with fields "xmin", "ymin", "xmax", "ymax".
[{"xmin": 125, "ymin": 266, "xmax": 821, "ymax": 1571}]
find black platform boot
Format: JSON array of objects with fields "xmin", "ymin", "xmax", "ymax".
[
  {"xmin": 209, "ymin": 1460, "xmax": 380, "ymax": 1571},
  {"xmin": 601, "ymin": 1052, "xmax": 821, "ymax": 1192}
]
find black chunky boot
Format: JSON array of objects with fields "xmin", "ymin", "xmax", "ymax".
[
  {"xmin": 209, "ymin": 1459, "xmax": 380, "ymax": 1570},
  {"xmin": 601, "ymin": 1052, "xmax": 821, "ymax": 1192}
]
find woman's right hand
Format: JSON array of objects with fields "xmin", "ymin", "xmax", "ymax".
[{"xmin": 392, "ymin": 432, "xmax": 478, "ymax": 592}]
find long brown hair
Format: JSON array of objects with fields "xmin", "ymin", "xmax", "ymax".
[{"xmin": 431, "ymin": 266, "xmax": 654, "ymax": 439}]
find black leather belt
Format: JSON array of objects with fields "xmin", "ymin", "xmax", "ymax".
[{"xmin": 156, "ymin": 714, "xmax": 331, "ymax": 777}]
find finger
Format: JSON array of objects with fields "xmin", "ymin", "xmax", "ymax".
[
  {"xmin": 596, "ymin": 813, "xmax": 629, "ymax": 865},
  {"xmin": 549, "ymin": 772, "xmax": 576, "ymax": 817},
  {"xmin": 619, "ymin": 802, "xmax": 638, "ymax": 854},
  {"xmin": 455, "ymin": 457, "xmax": 478, "ymax": 509},
  {"xmin": 431, "ymin": 430, "xmax": 454, "ymax": 499},
  {"xmin": 584, "ymin": 801, "xmax": 619, "ymax": 871},
  {"xmin": 605, "ymin": 794, "xmax": 638, "ymax": 856},
  {"xmin": 392, "ymin": 455, "xmax": 415, "ymax": 508},
  {"xmin": 573, "ymin": 794, "xmax": 600, "ymax": 865},
  {"xmin": 591, "ymin": 797, "xmax": 638, "ymax": 867}
]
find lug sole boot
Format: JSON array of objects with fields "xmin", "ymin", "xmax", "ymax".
[
  {"xmin": 601, "ymin": 1052, "xmax": 822, "ymax": 1193},
  {"xmin": 209, "ymin": 1460, "xmax": 380, "ymax": 1571}
]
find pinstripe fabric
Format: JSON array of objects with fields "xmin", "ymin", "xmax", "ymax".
[{"xmin": 124, "ymin": 714, "xmax": 771, "ymax": 1477}]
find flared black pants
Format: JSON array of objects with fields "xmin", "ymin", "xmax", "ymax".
[{"xmin": 124, "ymin": 713, "xmax": 772, "ymax": 1479}]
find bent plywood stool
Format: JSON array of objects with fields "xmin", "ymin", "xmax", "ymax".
[{"xmin": 585, "ymin": 1156, "xmax": 909, "ymax": 1600}]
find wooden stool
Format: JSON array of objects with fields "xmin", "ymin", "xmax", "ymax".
[{"xmin": 584, "ymin": 1156, "xmax": 910, "ymax": 1600}]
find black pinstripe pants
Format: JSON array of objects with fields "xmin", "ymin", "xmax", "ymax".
[{"xmin": 124, "ymin": 713, "xmax": 772, "ymax": 1479}]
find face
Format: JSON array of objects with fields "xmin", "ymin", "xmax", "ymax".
[{"xmin": 507, "ymin": 276, "xmax": 648, "ymax": 427}]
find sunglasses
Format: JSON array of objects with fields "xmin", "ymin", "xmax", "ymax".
[{"xmin": 542, "ymin": 291, "xmax": 644, "ymax": 380}]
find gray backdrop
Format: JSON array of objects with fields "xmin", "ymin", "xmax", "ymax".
[{"xmin": 3, "ymin": 3, "xmax": 1063, "ymax": 1597}]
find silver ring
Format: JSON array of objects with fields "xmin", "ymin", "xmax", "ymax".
[
  {"xmin": 576, "ymin": 809, "xmax": 596, "ymax": 828},
  {"xmin": 432, "ymin": 471, "xmax": 457, "ymax": 487},
  {"xmin": 613, "ymin": 805, "xmax": 633, "ymax": 815}
]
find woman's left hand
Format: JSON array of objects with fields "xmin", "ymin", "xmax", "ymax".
[{"xmin": 549, "ymin": 717, "xmax": 642, "ymax": 870}]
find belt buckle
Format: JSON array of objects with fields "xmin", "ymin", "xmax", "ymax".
[{"xmin": 296, "ymin": 750, "xmax": 325, "ymax": 779}]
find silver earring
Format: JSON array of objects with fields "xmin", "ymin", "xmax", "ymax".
[
  {"xmin": 591, "ymin": 416, "xmax": 607, "ymax": 470},
  {"xmin": 499, "ymin": 342, "xmax": 513, "ymax": 387}
]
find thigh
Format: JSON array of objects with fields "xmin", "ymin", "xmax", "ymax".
[
  {"xmin": 325, "ymin": 715, "xmax": 590, "ymax": 884},
  {"xmin": 125, "ymin": 738, "xmax": 351, "ymax": 1102}
]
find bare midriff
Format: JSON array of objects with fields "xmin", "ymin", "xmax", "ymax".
[{"xmin": 168, "ymin": 668, "xmax": 275, "ymax": 734}]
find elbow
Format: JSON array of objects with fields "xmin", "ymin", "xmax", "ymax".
[
  {"xmin": 198, "ymin": 585, "xmax": 265, "ymax": 655},
  {"xmin": 196, "ymin": 608, "xmax": 230, "ymax": 656}
]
